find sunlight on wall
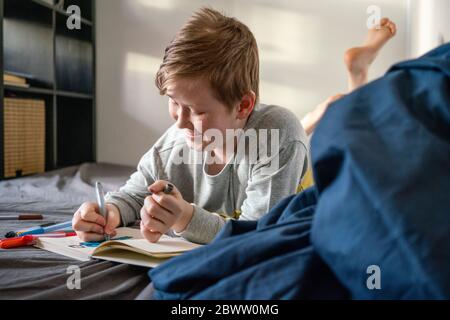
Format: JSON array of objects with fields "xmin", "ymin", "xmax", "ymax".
[
  {"xmin": 97, "ymin": 0, "xmax": 408, "ymax": 166},
  {"xmin": 242, "ymin": 5, "xmax": 321, "ymax": 65},
  {"xmin": 225, "ymin": 2, "xmax": 324, "ymax": 118},
  {"xmin": 125, "ymin": 52, "xmax": 161, "ymax": 74},
  {"xmin": 349, "ymin": 0, "xmax": 405, "ymax": 6},
  {"xmin": 123, "ymin": 52, "xmax": 168, "ymax": 129},
  {"xmin": 408, "ymin": 0, "xmax": 449, "ymax": 58},
  {"xmin": 136, "ymin": 0, "xmax": 176, "ymax": 11},
  {"xmin": 416, "ymin": 0, "xmax": 435, "ymax": 56}
]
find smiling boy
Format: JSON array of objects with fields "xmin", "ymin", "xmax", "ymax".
[{"xmin": 72, "ymin": 8, "xmax": 308, "ymax": 244}]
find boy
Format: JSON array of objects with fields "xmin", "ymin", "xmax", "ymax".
[{"xmin": 72, "ymin": 8, "xmax": 309, "ymax": 244}]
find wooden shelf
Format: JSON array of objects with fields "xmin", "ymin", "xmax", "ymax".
[
  {"xmin": 29, "ymin": 0, "xmax": 93, "ymax": 25},
  {"xmin": 1, "ymin": 0, "xmax": 96, "ymax": 180},
  {"xmin": 56, "ymin": 90, "xmax": 93, "ymax": 99},
  {"xmin": 4, "ymin": 85, "xmax": 53, "ymax": 95},
  {"xmin": 4, "ymin": 86, "xmax": 93, "ymax": 99},
  {"xmin": 30, "ymin": 0, "xmax": 93, "ymax": 25}
]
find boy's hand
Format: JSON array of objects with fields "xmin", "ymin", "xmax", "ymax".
[
  {"xmin": 140, "ymin": 181, "xmax": 194, "ymax": 243},
  {"xmin": 73, "ymin": 202, "xmax": 122, "ymax": 242}
]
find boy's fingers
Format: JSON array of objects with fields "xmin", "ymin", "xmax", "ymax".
[
  {"xmin": 79, "ymin": 202, "xmax": 100, "ymax": 214},
  {"xmin": 149, "ymin": 180, "xmax": 168, "ymax": 194},
  {"xmin": 148, "ymin": 180, "xmax": 180, "ymax": 196},
  {"xmin": 141, "ymin": 208, "xmax": 164, "ymax": 231},
  {"xmin": 144, "ymin": 193, "xmax": 178, "ymax": 216},
  {"xmin": 76, "ymin": 231, "xmax": 105, "ymax": 242},
  {"xmin": 141, "ymin": 197, "xmax": 173, "ymax": 227},
  {"xmin": 104, "ymin": 226, "xmax": 116, "ymax": 235},
  {"xmin": 107, "ymin": 230, "xmax": 117, "ymax": 238},
  {"xmin": 140, "ymin": 205, "xmax": 163, "ymax": 227},
  {"xmin": 73, "ymin": 219, "xmax": 104, "ymax": 234},
  {"xmin": 79, "ymin": 209, "xmax": 106, "ymax": 226},
  {"xmin": 142, "ymin": 215, "xmax": 168, "ymax": 235},
  {"xmin": 76, "ymin": 229, "xmax": 117, "ymax": 242},
  {"xmin": 104, "ymin": 209, "xmax": 120, "ymax": 234},
  {"xmin": 151, "ymin": 193, "xmax": 179, "ymax": 215},
  {"xmin": 104, "ymin": 225, "xmax": 117, "ymax": 236},
  {"xmin": 140, "ymin": 221, "xmax": 162, "ymax": 243}
]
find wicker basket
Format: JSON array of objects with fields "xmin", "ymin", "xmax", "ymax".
[{"xmin": 3, "ymin": 98, "xmax": 46, "ymax": 178}]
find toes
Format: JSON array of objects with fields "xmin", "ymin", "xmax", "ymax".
[
  {"xmin": 379, "ymin": 18, "xmax": 396, "ymax": 36},
  {"xmin": 379, "ymin": 17, "xmax": 389, "ymax": 27},
  {"xmin": 388, "ymin": 22, "xmax": 397, "ymax": 36},
  {"xmin": 384, "ymin": 21, "xmax": 396, "ymax": 36}
]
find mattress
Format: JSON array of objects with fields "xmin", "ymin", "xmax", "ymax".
[{"xmin": 0, "ymin": 163, "xmax": 150, "ymax": 299}]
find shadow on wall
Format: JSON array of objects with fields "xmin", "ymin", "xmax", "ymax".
[
  {"xmin": 96, "ymin": 0, "xmax": 407, "ymax": 166},
  {"xmin": 123, "ymin": 0, "xmax": 407, "ymax": 115}
]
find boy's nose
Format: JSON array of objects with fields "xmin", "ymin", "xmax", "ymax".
[{"xmin": 176, "ymin": 108, "xmax": 191, "ymax": 129}]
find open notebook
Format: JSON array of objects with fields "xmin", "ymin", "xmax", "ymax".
[{"xmin": 34, "ymin": 227, "xmax": 202, "ymax": 268}]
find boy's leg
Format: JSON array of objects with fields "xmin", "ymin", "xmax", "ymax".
[
  {"xmin": 344, "ymin": 18, "xmax": 397, "ymax": 91},
  {"xmin": 301, "ymin": 18, "xmax": 397, "ymax": 135}
]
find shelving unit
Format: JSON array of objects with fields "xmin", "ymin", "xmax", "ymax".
[{"xmin": 0, "ymin": 0, "xmax": 96, "ymax": 179}]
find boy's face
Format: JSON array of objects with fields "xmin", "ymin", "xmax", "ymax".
[{"xmin": 166, "ymin": 77, "xmax": 245, "ymax": 151}]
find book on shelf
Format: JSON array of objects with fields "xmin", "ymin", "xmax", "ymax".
[
  {"xmin": 4, "ymin": 71, "xmax": 30, "ymax": 88},
  {"xmin": 4, "ymin": 81, "xmax": 30, "ymax": 88},
  {"xmin": 3, "ymin": 71, "xmax": 53, "ymax": 89},
  {"xmin": 35, "ymin": 227, "xmax": 202, "ymax": 268},
  {"xmin": 4, "ymin": 73, "xmax": 26, "ymax": 84}
]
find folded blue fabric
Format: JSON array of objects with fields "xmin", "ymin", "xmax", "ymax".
[
  {"xmin": 150, "ymin": 43, "xmax": 450, "ymax": 299},
  {"xmin": 150, "ymin": 188, "xmax": 348, "ymax": 299},
  {"xmin": 311, "ymin": 43, "xmax": 450, "ymax": 299}
]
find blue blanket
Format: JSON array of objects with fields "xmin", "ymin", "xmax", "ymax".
[
  {"xmin": 311, "ymin": 43, "xmax": 450, "ymax": 299},
  {"xmin": 150, "ymin": 43, "xmax": 450, "ymax": 299}
]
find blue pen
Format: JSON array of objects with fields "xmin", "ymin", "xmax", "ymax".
[
  {"xmin": 4, "ymin": 222, "xmax": 55, "ymax": 238},
  {"xmin": 16, "ymin": 221, "xmax": 73, "ymax": 236}
]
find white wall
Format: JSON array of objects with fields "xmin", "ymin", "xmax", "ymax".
[
  {"xmin": 408, "ymin": 0, "xmax": 450, "ymax": 58},
  {"xmin": 96, "ymin": 0, "xmax": 408, "ymax": 166}
]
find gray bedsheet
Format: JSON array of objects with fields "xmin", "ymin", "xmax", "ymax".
[{"xmin": 0, "ymin": 163, "xmax": 150, "ymax": 299}]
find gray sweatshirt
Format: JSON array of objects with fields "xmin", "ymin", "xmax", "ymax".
[{"xmin": 105, "ymin": 104, "xmax": 308, "ymax": 244}]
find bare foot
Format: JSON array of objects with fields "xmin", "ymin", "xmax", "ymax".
[
  {"xmin": 301, "ymin": 93, "xmax": 345, "ymax": 135},
  {"xmin": 344, "ymin": 18, "xmax": 397, "ymax": 91}
]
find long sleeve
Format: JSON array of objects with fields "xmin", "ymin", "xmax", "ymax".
[
  {"xmin": 176, "ymin": 140, "xmax": 308, "ymax": 244},
  {"xmin": 240, "ymin": 140, "xmax": 308, "ymax": 220},
  {"xmin": 104, "ymin": 148, "xmax": 158, "ymax": 226}
]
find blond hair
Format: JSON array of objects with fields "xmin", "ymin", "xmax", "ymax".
[{"xmin": 156, "ymin": 7, "xmax": 259, "ymax": 110}]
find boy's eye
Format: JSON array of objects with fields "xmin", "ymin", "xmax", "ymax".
[{"xmin": 188, "ymin": 107, "xmax": 202, "ymax": 115}]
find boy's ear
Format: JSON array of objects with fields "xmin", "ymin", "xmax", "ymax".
[{"xmin": 236, "ymin": 91, "xmax": 256, "ymax": 120}]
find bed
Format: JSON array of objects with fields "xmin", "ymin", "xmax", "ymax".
[{"xmin": 0, "ymin": 163, "xmax": 150, "ymax": 299}]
